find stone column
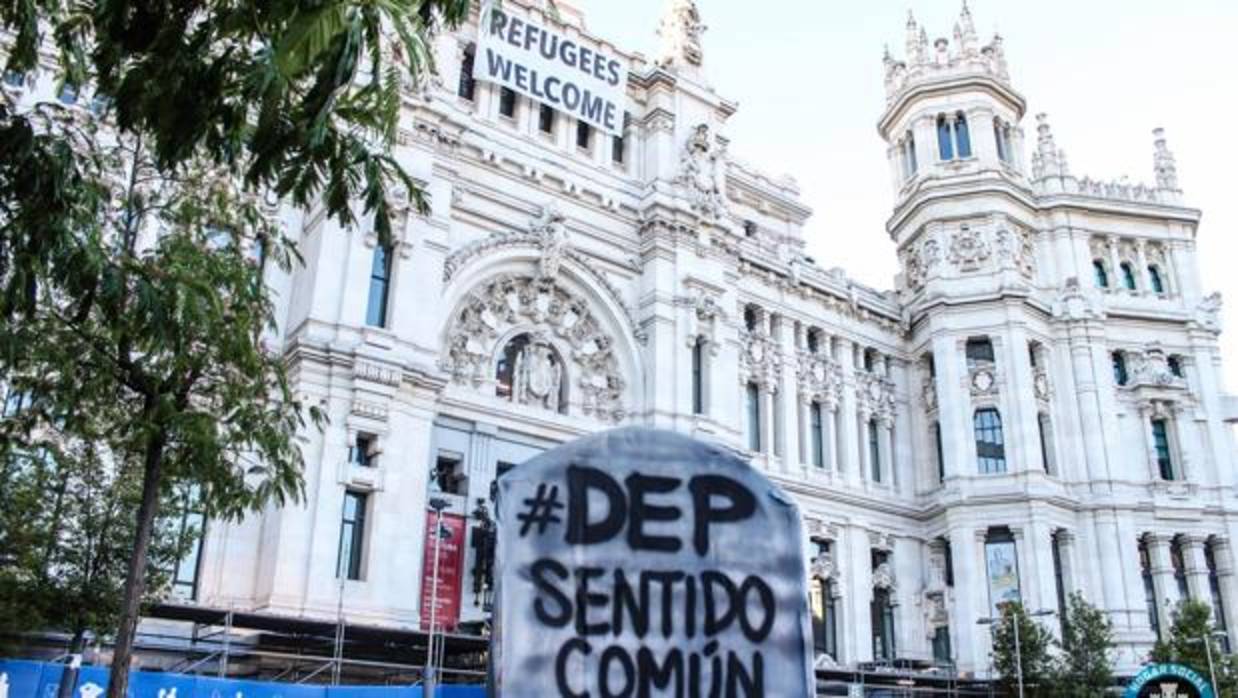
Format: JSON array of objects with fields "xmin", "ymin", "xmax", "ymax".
[
  {"xmin": 761, "ymin": 386, "xmax": 775, "ymax": 458},
  {"xmin": 1211, "ymin": 539, "xmax": 1238, "ymax": 645},
  {"xmin": 1106, "ymin": 236, "xmax": 1123, "ymax": 292},
  {"xmin": 837, "ymin": 338, "xmax": 859, "ymax": 484},
  {"xmin": 859, "ymin": 410, "xmax": 874, "ymax": 484},
  {"xmin": 950, "ymin": 527, "xmax": 985, "ymax": 675},
  {"xmin": 1190, "ymin": 342, "xmax": 1237, "ymax": 489},
  {"xmin": 1065, "ymin": 321, "xmax": 1111, "ymax": 483},
  {"xmin": 825, "ymin": 402, "xmax": 839, "ymax": 474},
  {"xmin": 1147, "ymin": 533, "xmax": 1178, "ymax": 633},
  {"xmin": 1135, "ymin": 240, "xmax": 1150, "ymax": 295},
  {"xmin": 881, "ymin": 421, "xmax": 895, "ymax": 488},
  {"xmin": 1094, "ymin": 512, "xmax": 1134, "ymax": 628},
  {"xmin": 931, "ymin": 333, "xmax": 969, "ymax": 480},
  {"xmin": 1172, "ymin": 404, "xmax": 1204, "ymax": 483},
  {"xmin": 1183, "ymin": 535, "xmax": 1212, "ymax": 612},
  {"xmin": 847, "ymin": 525, "xmax": 875, "ymax": 663}
]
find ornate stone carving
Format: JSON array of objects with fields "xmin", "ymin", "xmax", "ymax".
[
  {"xmin": 969, "ymin": 365, "xmax": 998, "ymax": 397},
  {"xmin": 529, "ymin": 203, "xmax": 569, "ymax": 279},
  {"xmin": 856, "ymin": 371, "xmax": 896, "ymax": 426},
  {"xmin": 351, "ymin": 399, "xmax": 389, "ymax": 421},
  {"xmin": 1195, "ymin": 292, "xmax": 1223, "ymax": 333},
  {"xmin": 355, "ymin": 360, "xmax": 401, "ymax": 387},
  {"xmin": 798, "ymin": 352, "xmax": 843, "ymax": 407},
  {"xmin": 1153, "ymin": 128, "xmax": 1179, "ymax": 191},
  {"xmin": 676, "ymin": 124, "xmax": 728, "ymax": 219},
  {"xmin": 1033, "ymin": 368, "xmax": 1051, "ymax": 402},
  {"xmin": 1126, "ymin": 345, "xmax": 1187, "ymax": 390},
  {"xmin": 922, "ymin": 375, "xmax": 938, "ymax": 411},
  {"xmin": 948, "ymin": 225, "xmax": 990, "ymax": 271},
  {"xmin": 441, "ymin": 275, "xmax": 626, "ymax": 422},
  {"xmin": 739, "ymin": 330, "xmax": 782, "ymax": 389},
  {"xmin": 513, "ymin": 334, "xmax": 563, "ymax": 412},
  {"xmin": 994, "ymin": 226, "xmax": 1035, "ymax": 279},
  {"xmin": 678, "ymin": 288, "xmax": 725, "ymax": 355},
  {"xmin": 872, "ymin": 561, "xmax": 896, "ymax": 592},
  {"xmin": 657, "ymin": 0, "xmax": 706, "ymax": 69},
  {"xmin": 811, "ymin": 548, "xmax": 837, "ymax": 582},
  {"xmin": 441, "ymin": 213, "xmax": 642, "ymax": 342}
]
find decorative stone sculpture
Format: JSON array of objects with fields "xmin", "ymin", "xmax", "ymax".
[
  {"xmin": 529, "ymin": 203, "xmax": 569, "ymax": 279},
  {"xmin": 657, "ymin": 0, "xmax": 706, "ymax": 69},
  {"xmin": 948, "ymin": 224, "xmax": 990, "ymax": 271},
  {"xmin": 513, "ymin": 335, "xmax": 562, "ymax": 411},
  {"xmin": 441, "ymin": 275, "xmax": 626, "ymax": 422},
  {"xmin": 676, "ymin": 123, "xmax": 728, "ymax": 219}
]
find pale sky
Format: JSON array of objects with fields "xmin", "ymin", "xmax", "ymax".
[{"xmin": 583, "ymin": 0, "xmax": 1238, "ymax": 385}]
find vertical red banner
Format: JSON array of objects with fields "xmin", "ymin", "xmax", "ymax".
[{"xmin": 420, "ymin": 511, "xmax": 467, "ymax": 632}]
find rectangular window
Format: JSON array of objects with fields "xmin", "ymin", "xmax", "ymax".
[
  {"xmin": 365, "ymin": 244, "xmax": 393, "ymax": 328},
  {"xmin": 872, "ymin": 586, "xmax": 896, "ymax": 661},
  {"xmin": 974, "ymin": 408, "xmax": 1006, "ymax": 474},
  {"xmin": 538, "ymin": 103, "xmax": 555, "ymax": 133},
  {"xmin": 1152, "ymin": 419, "xmax": 1174, "ymax": 480},
  {"xmin": 611, "ymin": 135, "xmax": 625, "ymax": 164},
  {"xmin": 337, "ymin": 491, "xmax": 368, "ymax": 580},
  {"xmin": 746, "ymin": 382, "xmax": 761, "ymax": 452},
  {"xmin": 965, "ymin": 338, "xmax": 995, "ymax": 369},
  {"xmin": 934, "ymin": 421, "xmax": 945, "ymax": 483},
  {"xmin": 1207, "ymin": 545, "xmax": 1231, "ymax": 652},
  {"xmin": 1140, "ymin": 540, "xmax": 1160, "ymax": 640},
  {"xmin": 985, "ymin": 530, "xmax": 1021, "ymax": 617},
  {"xmin": 1172, "ymin": 539, "xmax": 1189, "ymax": 600},
  {"xmin": 1051, "ymin": 532, "xmax": 1069, "ymax": 637},
  {"xmin": 499, "ymin": 87, "xmax": 517, "ymax": 118},
  {"xmin": 810, "ymin": 402, "xmax": 825, "ymax": 468},
  {"xmin": 433, "ymin": 454, "xmax": 467, "ymax": 496},
  {"xmin": 457, "ymin": 46, "xmax": 476, "ymax": 100},
  {"xmin": 932, "ymin": 626, "xmax": 951, "ymax": 665},
  {"xmin": 576, "ymin": 120, "xmax": 592, "ymax": 150},
  {"xmin": 868, "ymin": 419, "xmax": 881, "ymax": 482},
  {"xmin": 691, "ymin": 338, "xmax": 705, "ymax": 415},
  {"xmin": 1038, "ymin": 413, "xmax": 1054, "ymax": 475},
  {"xmin": 350, "ymin": 433, "xmax": 377, "ymax": 467},
  {"xmin": 943, "ymin": 539, "xmax": 954, "ymax": 587}
]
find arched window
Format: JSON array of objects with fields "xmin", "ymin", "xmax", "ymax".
[
  {"xmin": 974, "ymin": 408, "xmax": 1006, "ymax": 474},
  {"xmin": 457, "ymin": 43, "xmax": 476, "ymax": 100},
  {"xmin": 1148, "ymin": 265, "xmax": 1166, "ymax": 294},
  {"xmin": 691, "ymin": 336, "xmax": 706, "ymax": 415},
  {"xmin": 746, "ymin": 382, "xmax": 762, "ymax": 452},
  {"xmin": 495, "ymin": 334, "xmax": 567, "ymax": 414},
  {"xmin": 1120, "ymin": 262, "xmax": 1137, "ymax": 291},
  {"xmin": 954, "ymin": 112, "xmax": 972, "ymax": 158},
  {"xmin": 937, "ymin": 115, "xmax": 954, "ymax": 160},
  {"xmin": 1093, "ymin": 260, "xmax": 1109, "ymax": 288},
  {"xmin": 1112, "ymin": 351, "xmax": 1128, "ymax": 386}
]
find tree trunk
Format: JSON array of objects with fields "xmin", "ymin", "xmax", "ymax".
[
  {"xmin": 106, "ymin": 428, "xmax": 166, "ymax": 698},
  {"xmin": 56, "ymin": 628, "xmax": 87, "ymax": 698}
]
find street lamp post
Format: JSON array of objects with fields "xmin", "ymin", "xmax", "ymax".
[
  {"xmin": 1186, "ymin": 629, "xmax": 1229, "ymax": 698},
  {"xmin": 425, "ymin": 497, "xmax": 450, "ymax": 698},
  {"xmin": 978, "ymin": 607, "xmax": 1055, "ymax": 698}
]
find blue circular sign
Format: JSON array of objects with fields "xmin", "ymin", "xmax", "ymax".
[{"xmin": 1124, "ymin": 663, "xmax": 1214, "ymax": 698}]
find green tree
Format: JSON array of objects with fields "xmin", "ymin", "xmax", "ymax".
[
  {"xmin": 1, "ymin": 2, "xmax": 471, "ymax": 696},
  {"xmin": 0, "ymin": 419, "xmax": 192, "ymax": 698},
  {"xmin": 1052, "ymin": 592, "xmax": 1115, "ymax": 697},
  {"xmin": 989, "ymin": 602, "xmax": 1058, "ymax": 696},
  {"xmin": 1151, "ymin": 599, "xmax": 1235, "ymax": 696}
]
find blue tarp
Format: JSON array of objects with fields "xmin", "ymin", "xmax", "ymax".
[{"xmin": 0, "ymin": 659, "xmax": 486, "ymax": 697}]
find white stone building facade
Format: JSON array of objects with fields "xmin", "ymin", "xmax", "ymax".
[{"xmin": 10, "ymin": 0, "xmax": 1230, "ymax": 680}]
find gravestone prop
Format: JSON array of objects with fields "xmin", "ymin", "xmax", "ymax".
[{"xmin": 491, "ymin": 427, "xmax": 815, "ymax": 697}]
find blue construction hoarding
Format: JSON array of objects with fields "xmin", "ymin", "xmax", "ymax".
[{"xmin": 0, "ymin": 659, "xmax": 485, "ymax": 697}]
